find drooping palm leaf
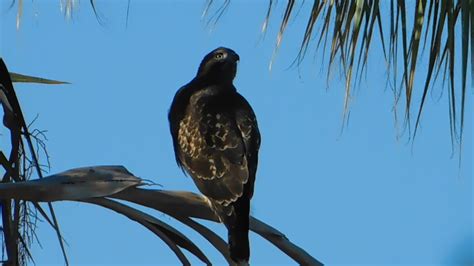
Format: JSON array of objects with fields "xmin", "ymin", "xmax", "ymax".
[
  {"xmin": 81, "ymin": 197, "xmax": 211, "ymax": 265},
  {"xmin": 173, "ymin": 216, "xmax": 233, "ymax": 264},
  {"xmin": 269, "ymin": 0, "xmax": 295, "ymax": 71},
  {"xmin": 1, "ymin": 59, "xmax": 70, "ymax": 266},
  {"xmin": 0, "ymin": 166, "xmax": 324, "ymax": 265},
  {"xmin": 9, "ymin": 0, "xmax": 472, "ymax": 149},
  {"xmin": 204, "ymin": 0, "xmax": 472, "ymax": 151},
  {"xmin": 112, "ymin": 188, "xmax": 323, "ymax": 265},
  {"xmin": 460, "ymin": 0, "xmax": 470, "ymax": 161},
  {"xmin": 291, "ymin": 0, "xmax": 471, "ymax": 149}
]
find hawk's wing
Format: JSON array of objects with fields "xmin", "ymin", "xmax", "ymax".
[
  {"xmin": 234, "ymin": 95, "xmax": 260, "ymax": 199},
  {"xmin": 177, "ymin": 92, "xmax": 259, "ymax": 209}
]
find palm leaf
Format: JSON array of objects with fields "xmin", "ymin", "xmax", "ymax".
[
  {"xmin": 1, "ymin": 59, "xmax": 69, "ymax": 265},
  {"xmin": 9, "ymin": 0, "xmax": 473, "ymax": 149},
  {"xmin": 173, "ymin": 216, "xmax": 233, "ymax": 264},
  {"xmin": 82, "ymin": 197, "xmax": 210, "ymax": 265},
  {"xmin": 269, "ymin": 0, "xmax": 295, "ymax": 71},
  {"xmin": 0, "ymin": 166, "xmax": 324, "ymax": 265},
  {"xmin": 9, "ymin": 72, "xmax": 69, "ymax": 85},
  {"xmin": 200, "ymin": 0, "xmax": 473, "ymax": 151}
]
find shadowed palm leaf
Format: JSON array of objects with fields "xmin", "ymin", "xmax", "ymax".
[
  {"xmin": 9, "ymin": 0, "xmax": 472, "ymax": 147},
  {"xmin": 0, "ymin": 165, "xmax": 323, "ymax": 265},
  {"xmin": 1, "ymin": 59, "xmax": 70, "ymax": 266},
  {"xmin": 204, "ymin": 0, "xmax": 472, "ymax": 151}
]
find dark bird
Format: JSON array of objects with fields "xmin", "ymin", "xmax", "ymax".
[{"xmin": 168, "ymin": 47, "xmax": 260, "ymax": 264}]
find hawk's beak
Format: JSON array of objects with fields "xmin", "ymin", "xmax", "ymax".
[{"xmin": 232, "ymin": 52, "xmax": 240, "ymax": 63}]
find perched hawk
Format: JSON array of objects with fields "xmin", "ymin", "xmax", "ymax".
[{"xmin": 168, "ymin": 47, "xmax": 260, "ymax": 263}]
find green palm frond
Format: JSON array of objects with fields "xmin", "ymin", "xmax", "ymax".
[{"xmin": 9, "ymin": 72, "xmax": 69, "ymax": 85}]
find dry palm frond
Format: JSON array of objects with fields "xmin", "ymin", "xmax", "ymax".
[
  {"xmin": 16, "ymin": 0, "xmax": 22, "ymax": 30},
  {"xmin": 12, "ymin": 0, "xmax": 84, "ymax": 27},
  {"xmin": 205, "ymin": 0, "xmax": 471, "ymax": 153},
  {"xmin": 81, "ymin": 197, "xmax": 211, "ymax": 265},
  {"xmin": 60, "ymin": 0, "xmax": 79, "ymax": 20},
  {"xmin": 0, "ymin": 166, "xmax": 324, "ymax": 265},
  {"xmin": 300, "ymin": 0, "xmax": 469, "ymax": 151},
  {"xmin": 1, "ymin": 59, "xmax": 70, "ymax": 266},
  {"xmin": 270, "ymin": 0, "xmax": 295, "ymax": 71},
  {"xmin": 202, "ymin": 0, "xmax": 231, "ymax": 31},
  {"xmin": 266, "ymin": 0, "xmax": 470, "ymax": 146}
]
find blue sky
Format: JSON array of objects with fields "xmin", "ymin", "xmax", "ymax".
[{"xmin": 1, "ymin": 1, "xmax": 472, "ymax": 265}]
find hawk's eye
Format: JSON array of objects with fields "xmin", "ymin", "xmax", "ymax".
[{"xmin": 215, "ymin": 53, "xmax": 224, "ymax": 60}]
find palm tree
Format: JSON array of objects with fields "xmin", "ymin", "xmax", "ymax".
[{"xmin": 2, "ymin": 0, "xmax": 472, "ymax": 265}]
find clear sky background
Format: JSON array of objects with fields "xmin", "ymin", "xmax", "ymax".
[{"xmin": 1, "ymin": 1, "xmax": 472, "ymax": 265}]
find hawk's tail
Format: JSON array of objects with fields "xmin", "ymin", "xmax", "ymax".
[{"xmin": 227, "ymin": 199, "xmax": 250, "ymax": 264}]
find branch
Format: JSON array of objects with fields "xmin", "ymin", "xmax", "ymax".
[
  {"xmin": 0, "ymin": 165, "xmax": 323, "ymax": 265},
  {"xmin": 113, "ymin": 188, "xmax": 323, "ymax": 265},
  {"xmin": 1, "ymin": 58, "xmax": 70, "ymax": 265}
]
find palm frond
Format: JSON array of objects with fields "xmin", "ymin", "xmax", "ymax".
[
  {"xmin": 9, "ymin": 72, "xmax": 69, "ymax": 85},
  {"xmin": 0, "ymin": 166, "xmax": 324, "ymax": 265},
  {"xmin": 82, "ymin": 198, "xmax": 210, "ymax": 265},
  {"xmin": 261, "ymin": 0, "xmax": 276, "ymax": 37},
  {"xmin": 269, "ymin": 0, "xmax": 295, "ymax": 71},
  {"xmin": 9, "ymin": 1, "xmax": 472, "ymax": 149},
  {"xmin": 1, "ymin": 59, "xmax": 70, "ymax": 266},
  {"xmin": 242, "ymin": 0, "xmax": 471, "ymax": 152}
]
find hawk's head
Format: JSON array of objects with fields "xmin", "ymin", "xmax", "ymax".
[{"xmin": 197, "ymin": 47, "xmax": 240, "ymax": 82}]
